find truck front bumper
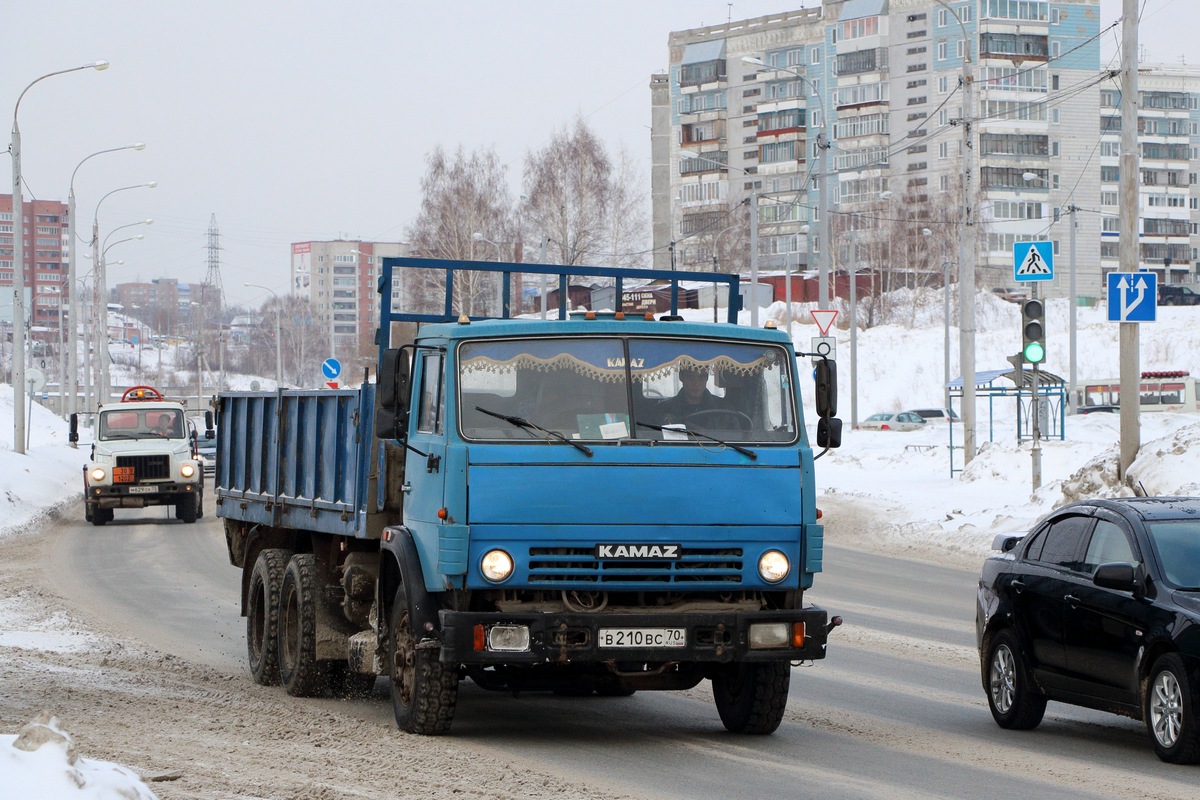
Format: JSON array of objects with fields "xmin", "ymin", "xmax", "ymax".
[
  {"xmin": 439, "ymin": 607, "xmax": 829, "ymax": 665},
  {"xmin": 88, "ymin": 481, "xmax": 199, "ymax": 508}
]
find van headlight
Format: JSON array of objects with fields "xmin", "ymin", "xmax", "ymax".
[
  {"xmin": 90, "ymin": 467, "xmax": 106, "ymax": 482},
  {"xmin": 480, "ymin": 549, "xmax": 514, "ymax": 582},
  {"xmin": 757, "ymin": 550, "xmax": 790, "ymax": 583},
  {"xmin": 179, "ymin": 463, "xmax": 196, "ymax": 479}
]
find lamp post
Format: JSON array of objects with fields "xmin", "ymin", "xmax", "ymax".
[
  {"xmin": 741, "ymin": 57, "xmax": 834, "ymax": 311},
  {"xmin": 91, "ymin": 183, "xmax": 155, "ymax": 403},
  {"xmin": 472, "ymin": 232, "xmax": 506, "ymax": 316},
  {"xmin": 96, "ymin": 218, "xmax": 152, "ymax": 403},
  {"xmin": 244, "ymin": 283, "xmax": 282, "ymax": 387},
  {"xmin": 67, "ymin": 143, "xmax": 144, "ymax": 418},
  {"xmin": 924, "ymin": 227, "xmax": 952, "ymax": 413},
  {"xmin": 678, "ymin": 151, "xmax": 762, "ymax": 325},
  {"xmin": 933, "ymin": 0, "xmax": 978, "ymax": 464},
  {"xmin": 10, "ymin": 59, "xmax": 109, "ymax": 454}
]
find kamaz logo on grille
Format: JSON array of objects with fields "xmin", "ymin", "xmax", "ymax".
[{"xmin": 595, "ymin": 544, "xmax": 681, "ymax": 559}]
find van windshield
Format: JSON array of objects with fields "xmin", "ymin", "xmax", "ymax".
[
  {"xmin": 98, "ymin": 408, "xmax": 185, "ymax": 440},
  {"xmin": 458, "ymin": 337, "xmax": 799, "ymax": 444}
]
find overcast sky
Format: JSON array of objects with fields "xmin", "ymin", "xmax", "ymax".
[{"xmin": 2, "ymin": 0, "xmax": 1190, "ymax": 309}]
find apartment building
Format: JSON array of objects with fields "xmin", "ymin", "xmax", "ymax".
[
  {"xmin": 0, "ymin": 195, "xmax": 70, "ymax": 337},
  {"xmin": 652, "ymin": 0, "xmax": 1140, "ymax": 299},
  {"xmin": 290, "ymin": 239, "xmax": 410, "ymax": 360}
]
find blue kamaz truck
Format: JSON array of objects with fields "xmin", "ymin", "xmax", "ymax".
[{"xmin": 216, "ymin": 258, "xmax": 841, "ymax": 735}]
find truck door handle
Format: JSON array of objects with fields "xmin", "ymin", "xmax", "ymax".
[{"xmin": 401, "ymin": 483, "xmax": 412, "ymax": 494}]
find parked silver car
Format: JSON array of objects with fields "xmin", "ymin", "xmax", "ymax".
[{"xmin": 857, "ymin": 411, "xmax": 927, "ymax": 431}]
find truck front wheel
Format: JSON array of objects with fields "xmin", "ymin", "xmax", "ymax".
[
  {"xmin": 176, "ymin": 494, "xmax": 198, "ymax": 524},
  {"xmin": 247, "ymin": 548, "xmax": 293, "ymax": 685},
  {"xmin": 389, "ymin": 585, "xmax": 458, "ymax": 735},
  {"xmin": 712, "ymin": 661, "xmax": 790, "ymax": 734},
  {"xmin": 90, "ymin": 507, "xmax": 113, "ymax": 527},
  {"xmin": 278, "ymin": 554, "xmax": 324, "ymax": 697}
]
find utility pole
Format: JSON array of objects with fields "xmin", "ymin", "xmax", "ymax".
[
  {"xmin": 1118, "ymin": 0, "xmax": 1140, "ymax": 478},
  {"xmin": 1067, "ymin": 204, "xmax": 1078, "ymax": 414}
]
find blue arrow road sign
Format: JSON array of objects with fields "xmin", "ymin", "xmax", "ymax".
[
  {"xmin": 1013, "ymin": 241, "xmax": 1054, "ymax": 282},
  {"xmin": 322, "ymin": 358, "xmax": 342, "ymax": 380},
  {"xmin": 1107, "ymin": 272, "xmax": 1157, "ymax": 322}
]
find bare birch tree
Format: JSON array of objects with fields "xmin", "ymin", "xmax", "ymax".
[
  {"xmin": 407, "ymin": 145, "xmax": 514, "ymax": 316},
  {"xmin": 521, "ymin": 116, "xmax": 648, "ymax": 269}
]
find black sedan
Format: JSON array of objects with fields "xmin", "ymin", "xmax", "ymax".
[{"xmin": 976, "ymin": 497, "xmax": 1200, "ymax": 764}]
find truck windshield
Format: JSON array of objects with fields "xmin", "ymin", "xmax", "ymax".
[
  {"xmin": 98, "ymin": 408, "xmax": 185, "ymax": 441},
  {"xmin": 458, "ymin": 337, "xmax": 798, "ymax": 444}
]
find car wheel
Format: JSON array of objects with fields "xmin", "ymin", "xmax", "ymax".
[
  {"xmin": 1145, "ymin": 653, "xmax": 1200, "ymax": 764},
  {"xmin": 984, "ymin": 628, "xmax": 1046, "ymax": 729}
]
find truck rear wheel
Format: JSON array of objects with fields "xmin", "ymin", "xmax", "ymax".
[
  {"xmin": 389, "ymin": 585, "xmax": 458, "ymax": 735},
  {"xmin": 247, "ymin": 548, "xmax": 293, "ymax": 685},
  {"xmin": 278, "ymin": 554, "xmax": 325, "ymax": 697},
  {"xmin": 712, "ymin": 661, "xmax": 790, "ymax": 734}
]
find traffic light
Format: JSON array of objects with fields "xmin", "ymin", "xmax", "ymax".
[{"xmin": 1021, "ymin": 299, "xmax": 1046, "ymax": 364}]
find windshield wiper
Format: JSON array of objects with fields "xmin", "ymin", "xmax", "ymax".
[
  {"xmin": 636, "ymin": 422, "xmax": 757, "ymax": 460},
  {"xmin": 475, "ymin": 406, "xmax": 593, "ymax": 457}
]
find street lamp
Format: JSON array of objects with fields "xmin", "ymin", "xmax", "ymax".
[
  {"xmin": 244, "ymin": 283, "xmax": 282, "ymax": 387},
  {"xmin": 473, "ymin": 232, "xmax": 507, "ymax": 316},
  {"xmin": 66, "ymin": 142, "xmax": 144, "ymax": 418},
  {"xmin": 10, "ymin": 59, "xmax": 108, "ymax": 454},
  {"xmin": 924, "ymin": 227, "xmax": 952, "ymax": 414},
  {"xmin": 741, "ymin": 56, "xmax": 834, "ymax": 311},
  {"xmin": 933, "ymin": 0, "xmax": 978, "ymax": 464},
  {"xmin": 678, "ymin": 150, "xmax": 763, "ymax": 326},
  {"xmin": 95, "ymin": 218, "xmax": 152, "ymax": 403}
]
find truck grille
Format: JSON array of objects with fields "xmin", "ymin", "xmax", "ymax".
[
  {"xmin": 527, "ymin": 546, "xmax": 743, "ymax": 586},
  {"xmin": 115, "ymin": 454, "xmax": 170, "ymax": 481}
]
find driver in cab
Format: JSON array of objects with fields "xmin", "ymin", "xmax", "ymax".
[{"xmin": 657, "ymin": 365, "xmax": 723, "ymax": 425}]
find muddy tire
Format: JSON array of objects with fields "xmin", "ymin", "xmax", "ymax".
[
  {"xmin": 984, "ymin": 628, "xmax": 1046, "ymax": 730},
  {"xmin": 1145, "ymin": 653, "xmax": 1200, "ymax": 764},
  {"xmin": 712, "ymin": 661, "xmax": 790, "ymax": 734},
  {"xmin": 90, "ymin": 507, "xmax": 113, "ymax": 527},
  {"xmin": 246, "ymin": 548, "xmax": 293, "ymax": 686},
  {"xmin": 389, "ymin": 585, "xmax": 458, "ymax": 735},
  {"xmin": 176, "ymin": 494, "xmax": 198, "ymax": 524},
  {"xmin": 278, "ymin": 554, "xmax": 324, "ymax": 697}
]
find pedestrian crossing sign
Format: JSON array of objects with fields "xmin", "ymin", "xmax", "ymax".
[{"xmin": 1013, "ymin": 241, "xmax": 1054, "ymax": 282}]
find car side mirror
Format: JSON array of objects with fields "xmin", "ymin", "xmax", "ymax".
[
  {"xmin": 1093, "ymin": 562, "xmax": 1140, "ymax": 593},
  {"xmin": 817, "ymin": 416, "xmax": 842, "ymax": 449}
]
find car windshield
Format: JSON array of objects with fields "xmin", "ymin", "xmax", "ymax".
[
  {"xmin": 1146, "ymin": 519, "xmax": 1200, "ymax": 589},
  {"xmin": 458, "ymin": 336, "xmax": 799, "ymax": 444},
  {"xmin": 98, "ymin": 408, "xmax": 185, "ymax": 441}
]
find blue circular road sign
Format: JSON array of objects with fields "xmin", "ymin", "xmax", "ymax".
[{"xmin": 322, "ymin": 358, "xmax": 342, "ymax": 380}]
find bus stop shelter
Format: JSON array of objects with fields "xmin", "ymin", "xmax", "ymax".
[{"xmin": 946, "ymin": 367, "xmax": 1066, "ymax": 477}]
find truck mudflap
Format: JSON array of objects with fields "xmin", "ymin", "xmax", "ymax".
[{"xmin": 438, "ymin": 607, "xmax": 829, "ymax": 665}]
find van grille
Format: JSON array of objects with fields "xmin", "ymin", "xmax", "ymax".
[
  {"xmin": 115, "ymin": 454, "xmax": 170, "ymax": 481},
  {"xmin": 527, "ymin": 546, "xmax": 743, "ymax": 586}
]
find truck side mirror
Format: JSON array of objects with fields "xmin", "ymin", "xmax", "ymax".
[
  {"xmin": 69, "ymin": 413, "xmax": 79, "ymax": 444},
  {"xmin": 379, "ymin": 348, "xmax": 410, "ymax": 409},
  {"xmin": 204, "ymin": 410, "xmax": 215, "ymax": 439},
  {"xmin": 814, "ymin": 359, "xmax": 837, "ymax": 418},
  {"xmin": 817, "ymin": 417, "xmax": 842, "ymax": 449}
]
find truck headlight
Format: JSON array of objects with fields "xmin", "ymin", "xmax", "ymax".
[
  {"xmin": 757, "ymin": 550, "xmax": 790, "ymax": 583},
  {"xmin": 480, "ymin": 549, "xmax": 514, "ymax": 582},
  {"xmin": 90, "ymin": 467, "xmax": 106, "ymax": 482},
  {"xmin": 180, "ymin": 463, "xmax": 196, "ymax": 479}
]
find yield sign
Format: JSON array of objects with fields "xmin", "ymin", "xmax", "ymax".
[{"xmin": 811, "ymin": 309, "xmax": 838, "ymax": 336}]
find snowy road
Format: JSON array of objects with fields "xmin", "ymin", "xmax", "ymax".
[{"xmin": 14, "ymin": 492, "xmax": 1193, "ymax": 798}]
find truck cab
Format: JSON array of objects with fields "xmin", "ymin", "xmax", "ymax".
[{"xmin": 71, "ymin": 385, "xmax": 212, "ymax": 526}]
